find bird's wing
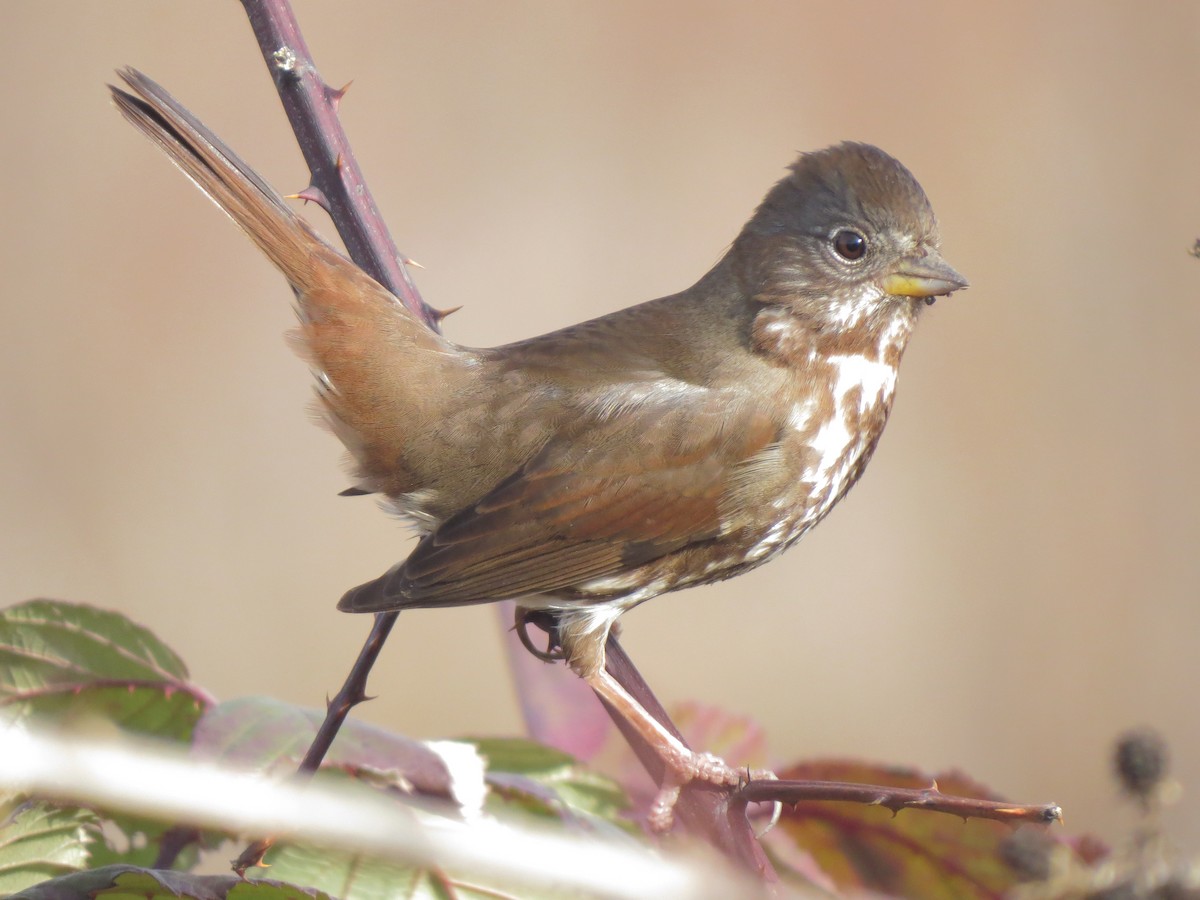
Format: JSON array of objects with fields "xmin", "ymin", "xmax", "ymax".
[{"xmin": 339, "ymin": 392, "xmax": 778, "ymax": 611}]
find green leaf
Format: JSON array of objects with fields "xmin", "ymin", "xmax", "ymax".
[
  {"xmin": 251, "ymin": 842, "xmax": 562, "ymax": 900},
  {"xmin": 14, "ymin": 684, "xmax": 208, "ymax": 742},
  {"xmin": 248, "ymin": 843, "xmax": 422, "ymax": 900},
  {"xmin": 0, "ymin": 800, "xmax": 98, "ymax": 895},
  {"xmin": 468, "ymin": 738, "xmax": 629, "ymax": 827},
  {"xmin": 10, "ymin": 865, "xmax": 335, "ymax": 899},
  {"xmin": 95, "ymin": 868, "xmax": 236, "ymax": 899},
  {"xmin": 226, "ymin": 879, "xmax": 337, "ymax": 900},
  {"xmin": 86, "ymin": 815, "xmax": 221, "ymax": 872},
  {"xmin": 0, "ymin": 599, "xmax": 211, "ymax": 741},
  {"xmin": 85, "ymin": 814, "xmax": 175, "ymax": 870}
]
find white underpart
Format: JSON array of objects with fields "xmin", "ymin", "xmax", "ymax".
[
  {"xmin": 756, "ymin": 314, "xmax": 794, "ymax": 343},
  {"xmin": 826, "ymin": 282, "xmax": 885, "ymax": 328},
  {"xmin": 746, "ymin": 343, "xmax": 900, "ymax": 563},
  {"xmin": 564, "ymin": 574, "xmax": 670, "ymax": 605},
  {"xmin": 787, "ymin": 396, "xmax": 817, "ymax": 432},
  {"xmin": 743, "ymin": 515, "xmax": 792, "ymax": 562},
  {"xmin": 877, "ymin": 308, "xmax": 913, "ymax": 350},
  {"xmin": 393, "ymin": 488, "xmax": 441, "ymax": 531},
  {"xmin": 525, "ymin": 588, "xmax": 639, "ymax": 651},
  {"xmin": 827, "ymin": 353, "xmax": 898, "ymax": 416},
  {"xmin": 805, "ymin": 353, "xmax": 897, "ymax": 504}
]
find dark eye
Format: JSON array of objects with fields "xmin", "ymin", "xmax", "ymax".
[{"xmin": 832, "ymin": 229, "xmax": 867, "ymax": 261}]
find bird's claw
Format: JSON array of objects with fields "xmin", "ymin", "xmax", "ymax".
[{"xmin": 646, "ymin": 751, "xmax": 778, "ymax": 832}]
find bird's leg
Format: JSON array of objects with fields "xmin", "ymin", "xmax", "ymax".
[
  {"xmin": 528, "ymin": 608, "xmax": 774, "ymax": 829},
  {"xmin": 584, "ymin": 666, "xmax": 769, "ymax": 831}
]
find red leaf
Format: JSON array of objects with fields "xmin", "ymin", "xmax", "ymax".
[{"xmin": 769, "ymin": 760, "xmax": 1072, "ymax": 899}]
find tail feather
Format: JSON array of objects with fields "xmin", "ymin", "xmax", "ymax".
[
  {"xmin": 111, "ymin": 68, "xmax": 461, "ymax": 496},
  {"xmin": 110, "ymin": 68, "xmax": 328, "ymax": 290}
]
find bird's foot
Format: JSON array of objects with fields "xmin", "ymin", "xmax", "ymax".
[
  {"xmin": 581, "ymin": 665, "xmax": 777, "ymax": 832},
  {"xmin": 646, "ymin": 748, "xmax": 777, "ymax": 833}
]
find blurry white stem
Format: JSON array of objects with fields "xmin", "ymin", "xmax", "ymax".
[{"xmin": 0, "ymin": 720, "xmax": 749, "ymax": 899}]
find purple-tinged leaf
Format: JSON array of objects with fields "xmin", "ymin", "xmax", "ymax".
[{"xmin": 193, "ymin": 697, "xmax": 455, "ymax": 801}]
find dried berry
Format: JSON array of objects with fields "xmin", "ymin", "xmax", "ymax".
[{"xmin": 1114, "ymin": 728, "xmax": 1169, "ymax": 801}]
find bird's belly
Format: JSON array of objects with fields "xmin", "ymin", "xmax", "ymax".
[
  {"xmin": 536, "ymin": 380, "xmax": 895, "ymax": 610},
  {"xmin": 550, "ymin": 448, "xmax": 866, "ymax": 610}
]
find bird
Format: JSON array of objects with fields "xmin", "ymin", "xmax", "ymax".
[{"xmin": 111, "ymin": 68, "xmax": 966, "ymax": 819}]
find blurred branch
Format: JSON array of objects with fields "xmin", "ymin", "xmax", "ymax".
[{"xmin": 0, "ymin": 722, "xmax": 751, "ymax": 899}]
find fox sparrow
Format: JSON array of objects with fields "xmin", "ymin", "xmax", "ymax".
[{"xmin": 112, "ymin": 69, "xmax": 966, "ymax": 818}]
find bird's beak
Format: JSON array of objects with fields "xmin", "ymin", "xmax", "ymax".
[{"xmin": 880, "ymin": 253, "xmax": 968, "ymax": 299}]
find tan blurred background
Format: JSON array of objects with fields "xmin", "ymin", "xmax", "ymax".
[{"xmin": 3, "ymin": 1, "xmax": 1198, "ymax": 850}]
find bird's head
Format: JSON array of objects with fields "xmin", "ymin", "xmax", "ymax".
[{"xmin": 739, "ymin": 142, "xmax": 967, "ymax": 330}]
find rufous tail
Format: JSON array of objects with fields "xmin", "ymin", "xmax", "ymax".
[{"xmin": 110, "ymin": 68, "xmax": 460, "ymax": 494}]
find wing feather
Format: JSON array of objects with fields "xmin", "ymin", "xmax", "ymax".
[{"xmin": 339, "ymin": 390, "xmax": 779, "ymax": 612}]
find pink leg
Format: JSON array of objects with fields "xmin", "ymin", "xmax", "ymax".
[{"xmin": 585, "ymin": 667, "xmax": 770, "ymax": 831}]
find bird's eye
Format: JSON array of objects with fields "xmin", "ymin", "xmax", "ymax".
[{"xmin": 832, "ymin": 229, "xmax": 867, "ymax": 261}]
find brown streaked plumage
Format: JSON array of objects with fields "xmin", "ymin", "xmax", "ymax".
[{"xmin": 111, "ymin": 68, "xmax": 966, "ymax": 820}]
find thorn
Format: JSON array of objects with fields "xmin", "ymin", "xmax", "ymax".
[
  {"xmin": 287, "ymin": 185, "xmax": 330, "ymax": 211},
  {"xmin": 335, "ymin": 152, "xmax": 346, "ymax": 172},
  {"xmin": 431, "ymin": 305, "xmax": 463, "ymax": 323},
  {"xmin": 328, "ymin": 80, "xmax": 353, "ymax": 110},
  {"xmin": 401, "ymin": 256, "xmax": 425, "ymax": 270}
]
